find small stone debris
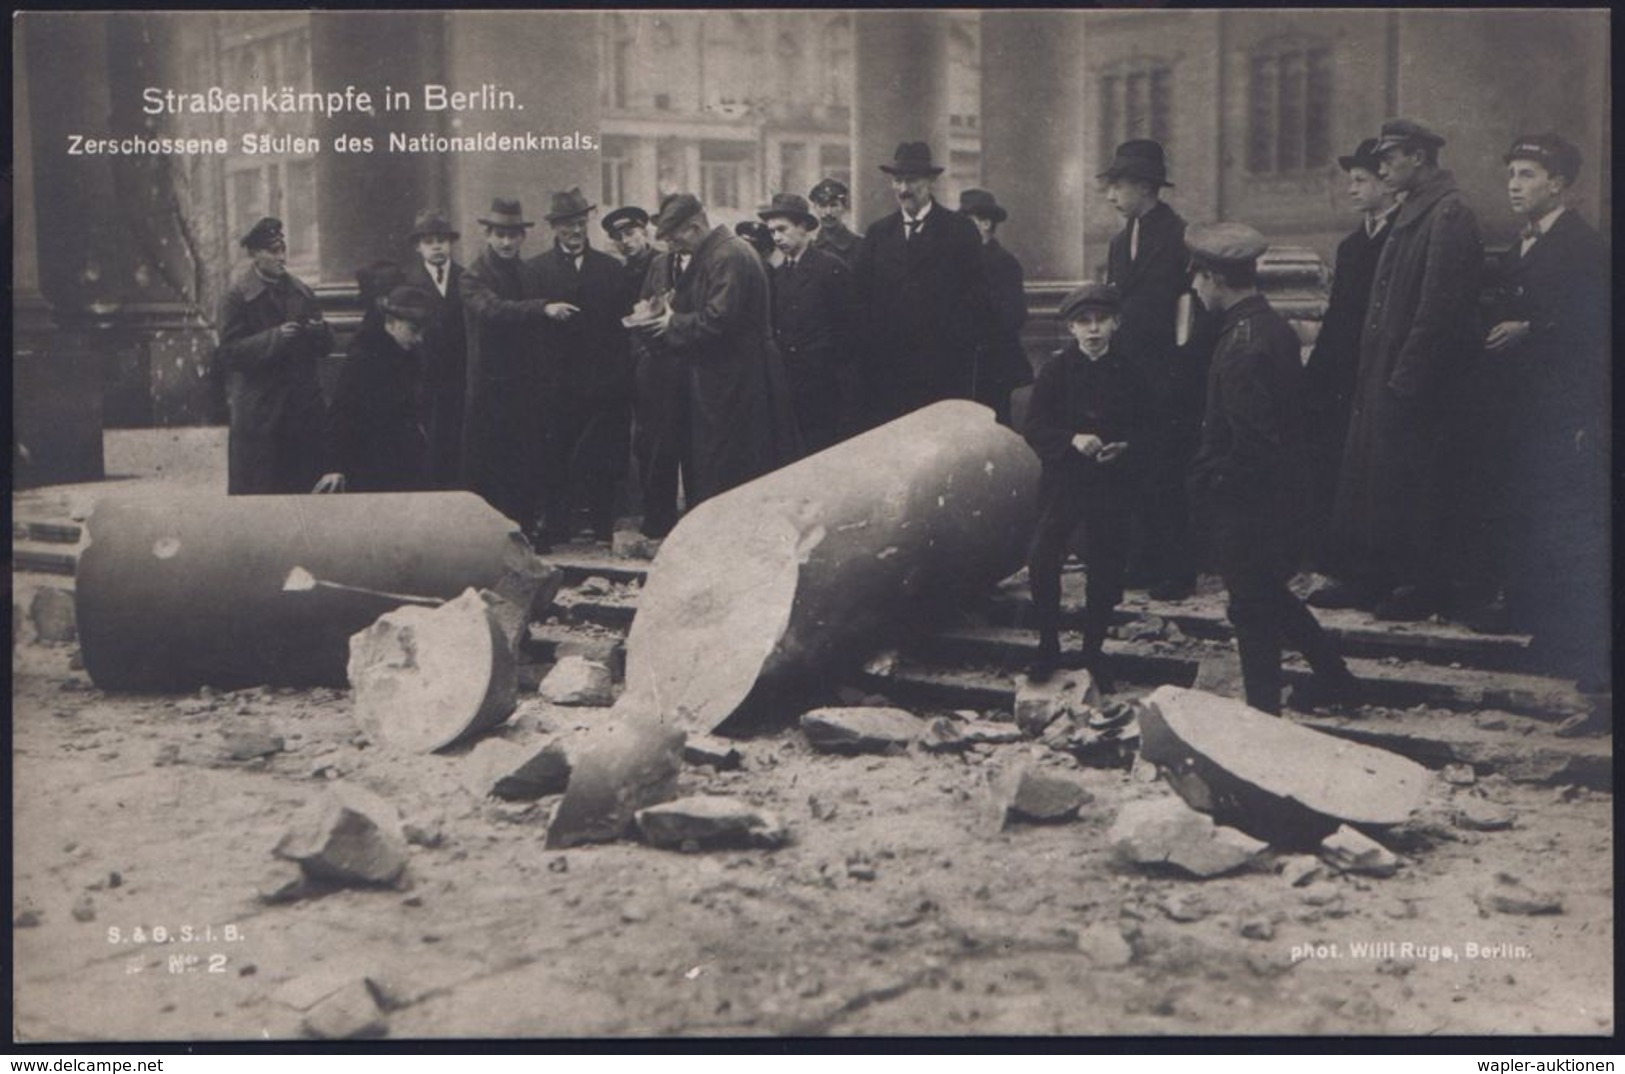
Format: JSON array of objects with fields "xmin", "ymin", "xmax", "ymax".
[
  {"xmin": 544, "ymin": 720, "xmax": 684, "ymax": 849},
  {"xmin": 256, "ymin": 862, "xmax": 313, "ymax": 904},
  {"xmin": 576, "ymin": 575, "xmax": 614, "ymax": 597},
  {"xmin": 493, "ymin": 739, "xmax": 576, "ymax": 800},
  {"xmin": 70, "ymin": 894, "xmax": 96, "ymax": 922},
  {"xmin": 993, "ymin": 766, "xmax": 1093, "ymax": 826},
  {"xmin": 1118, "ymin": 614, "xmax": 1166, "ymax": 643},
  {"xmin": 301, "ymin": 980, "xmax": 388, "ymax": 1040},
  {"xmin": 1279, "ymin": 856, "xmax": 1324, "ymax": 888},
  {"xmin": 1192, "ymin": 653, "xmax": 1245, "ymax": 697},
  {"xmin": 1298, "ymin": 881, "xmax": 1343, "ymax": 907},
  {"xmin": 14, "ymin": 909, "xmax": 43, "ymax": 928},
  {"xmin": 846, "ymin": 860, "xmax": 877, "ymax": 882},
  {"xmin": 1475, "ymin": 873, "xmax": 1564, "ymax": 917},
  {"xmin": 274, "ymin": 784, "xmax": 409, "ymax": 888},
  {"xmin": 1013, "ymin": 668, "xmax": 1099, "ymax": 737},
  {"xmin": 153, "ymin": 744, "xmax": 181, "ymax": 767},
  {"xmin": 1318, "ymin": 825, "xmax": 1400, "ymax": 878},
  {"xmin": 554, "ymin": 636, "xmax": 626, "ymax": 681},
  {"xmin": 1075, "ymin": 924, "xmax": 1134, "ymax": 967},
  {"xmin": 30, "ymin": 587, "xmax": 77, "ymax": 643},
  {"xmin": 1107, "ymin": 796, "xmax": 1267, "ymax": 879},
  {"xmin": 537, "ymin": 657, "xmax": 615, "ymax": 707},
  {"xmin": 222, "ymin": 729, "xmax": 285, "ymax": 762},
  {"xmin": 799, "ymin": 706, "xmax": 925, "ymax": 755},
  {"xmin": 683, "ymin": 734, "xmax": 742, "ymax": 770},
  {"xmin": 1239, "ymin": 917, "xmax": 1276, "ymax": 941},
  {"xmin": 807, "ymin": 795, "xmax": 838, "ymax": 822},
  {"xmin": 458, "ymin": 737, "xmax": 530, "ymax": 800},
  {"xmin": 1453, "ymin": 799, "xmax": 1516, "ymax": 832},
  {"xmin": 1441, "ymin": 763, "xmax": 1477, "ymax": 786},
  {"xmin": 611, "ymin": 531, "xmax": 662, "ymax": 561},
  {"xmin": 960, "ymin": 721, "xmax": 1025, "ymax": 746},
  {"xmin": 635, "ymin": 796, "xmax": 787, "ymax": 850},
  {"xmin": 1157, "ymin": 890, "xmax": 1212, "ymax": 923}
]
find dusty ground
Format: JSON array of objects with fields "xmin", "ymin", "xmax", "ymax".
[{"xmin": 10, "ymin": 431, "xmax": 1615, "ymax": 1041}]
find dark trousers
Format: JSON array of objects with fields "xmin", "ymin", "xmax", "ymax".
[
  {"xmin": 1218, "ymin": 538, "xmax": 1344, "ymax": 715},
  {"xmin": 632, "ymin": 349, "xmax": 686, "ymax": 539},
  {"xmin": 1028, "ymin": 485, "xmax": 1131, "ymax": 658},
  {"xmin": 540, "ymin": 394, "xmax": 630, "ymax": 541},
  {"xmin": 463, "ymin": 382, "xmax": 542, "ymax": 530},
  {"xmin": 228, "ymin": 421, "xmax": 324, "ymax": 496},
  {"xmin": 1133, "ymin": 416, "xmax": 1198, "ymax": 586}
]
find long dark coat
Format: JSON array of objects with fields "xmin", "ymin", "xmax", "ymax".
[
  {"xmin": 460, "ymin": 246, "xmax": 547, "ymax": 525},
  {"xmin": 631, "ymin": 250, "xmax": 686, "ymax": 534},
  {"xmin": 663, "ymin": 226, "xmax": 799, "ymax": 505},
  {"xmin": 852, "ymin": 201, "xmax": 992, "ymax": 423},
  {"xmin": 325, "ymin": 324, "xmax": 430, "ymax": 492},
  {"xmin": 771, "ymin": 243, "xmax": 854, "ymax": 454},
  {"xmin": 214, "ymin": 266, "xmax": 333, "ymax": 495},
  {"xmin": 1024, "ymin": 342, "xmax": 1149, "ymax": 510},
  {"xmin": 1329, "ymin": 169, "xmax": 1482, "ymax": 580},
  {"xmin": 403, "ymin": 257, "xmax": 467, "ymax": 489},
  {"xmin": 812, "ymin": 219, "xmax": 863, "ymax": 268},
  {"xmin": 977, "ymin": 237, "xmax": 1032, "ymax": 423},
  {"xmin": 1106, "ymin": 200, "xmax": 1192, "ymax": 411}
]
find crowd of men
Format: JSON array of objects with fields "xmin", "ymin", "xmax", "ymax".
[{"xmin": 213, "ymin": 119, "xmax": 1608, "ymax": 709}]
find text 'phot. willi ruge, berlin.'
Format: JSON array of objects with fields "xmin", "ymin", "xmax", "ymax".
[{"xmin": 10, "ymin": 7, "xmax": 1613, "ymax": 1045}]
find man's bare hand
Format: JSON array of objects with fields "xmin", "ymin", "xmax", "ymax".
[
  {"xmin": 545, "ymin": 302, "xmax": 581, "ymax": 322},
  {"xmin": 1097, "ymin": 441, "xmax": 1129, "ymax": 464},
  {"xmin": 1485, "ymin": 320, "xmax": 1531, "ymax": 352},
  {"xmin": 1071, "ymin": 433, "xmax": 1104, "ymax": 458},
  {"xmin": 647, "ymin": 306, "xmax": 676, "ymax": 339},
  {"xmin": 312, "ymin": 472, "xmax": 347, "ymax": 494},
  {"xmin": 278, "ymin": 322, "xmax": 302, "ymax": 340}
]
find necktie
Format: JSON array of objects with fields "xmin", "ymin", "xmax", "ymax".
[
  {"xmin": 1519, "ymin": 222, "xmax": 1541, "ymax": 256},
  {"xmin": 904, "ymin": 218, "xmax": 920, "ymax": 241},
  {"xmin": 1129, "ymin": 217, "xmax": 1140, "ymax": 262},
  {"xmin": 435, "ymin": 264, "xmax": 445, "ymax": 290}
]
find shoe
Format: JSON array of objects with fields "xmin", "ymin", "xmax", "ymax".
[
  {"xmin": 1371, "ymin": 585, "xmax": 1438, "ymax": 622},
  {"xmin": 1289, "ymin": 668, "xmax": 1364, "ymax": 711},
  {"xmin": 1024, "ymin": 654, "xmax": 1058, "ymax": 684},
  {"xmin": 1306, "ymin": 578, "xmax": 1369, "ymax": 610},
  {"xmin": 1457, "ymin": 600, "xmax": 1513, "ymax": 635},
  {"xmin": 1147, "ymin": 577, "xmax": 1195, "ymax": 602}
]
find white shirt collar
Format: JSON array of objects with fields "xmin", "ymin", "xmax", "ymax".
[
  {"xmin": 1531, "ymin": 206, "xmax": 1565, "ymax": 236},
  {"xmin": 906, "ymin": 199, "xmax": 935, "ymax": 225}
]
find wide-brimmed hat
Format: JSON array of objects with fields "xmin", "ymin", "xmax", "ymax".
[
  {"xmin": 601, "ymin": 206, "xmax": 650, "ymax": 236},
  {"xmin": 758, "ymin": 193, "xmax": 819, "ymax": 230},
  {"xmin": 1185, "ymin": 222, "xmax": 1269, "ymax": 270},
  {"xmin": 808, "ymin": 178, "xmax": 851, "ymax": 206},
  {"xmin": 544, "ymin": 186, "xmax": 597, "ymax": 225},
  {"xmin": 957, "ymin": 188, "xmax": 1008, "ymax": 224},
  {"xmin": 1058, "ymin": 282, "xmax": 1121, "ymax": 322},
  {"xmin": 380, "ymin": 285, "xmax": 436, "ymax": 326},
  {"xmin": 1373, "ymin": 118, "xmax": 1446, "ymax": 155},
  {"xmin": 477, "ymin": 198, "xmax": 533, "ymax": 229},
  {"xmin": 1337, "ymin": 138, "xmax": 1384, "ymax": 174},
  {"xmin": 1097, "ymin": 139, "xmax": 1173, "ymax": 188},
  {"xmin": 879, "ymin": 141, "xmax": 944, "ymax": 178},
  {"xmin": 241, "ymin": 217, "xmax": 286, "ymax": 251},
  {"xmin": 408, "ymin": 208, "xmax": 460, "ymax": 242},
  {"xmin": 1503, "ymin": 133, "xmax": 1582, "ymax": 184},
  {"xmin": 654, "ymin": 193, "xmax": 705, "ymax": 240}
]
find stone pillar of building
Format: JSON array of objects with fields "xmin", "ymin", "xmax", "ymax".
[
  {"xmin": 851, "ymin": 11, "xmax": 951, "ymax": 229},
  {"xmin": 979, "ymin": 10, "xmax": 1087, "ymax": 283}
]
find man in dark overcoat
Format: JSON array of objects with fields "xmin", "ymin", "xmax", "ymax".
[
  {"xmin": 851, "ymin": 142, "xmax": 993, "ymax": 427},
  {"xmin": 809, "ymin": 178, "xmax": 863, "ymax": 268},
  {"xmin": 527, "ymin": 187, "xmax": 634, "ymax": 546},
  {"xmin": 643, "ymin": 193, "xmax": 798, "ymax": 508},
  {"xmin": 403, "ymin": 208, "xmax": 468, "ymax": 489},
  {"xmin": 603, "ymin": 206, "xmax": 657, "ymax": 298},
  {"xmin": 959, "ymin": 188, "xmax": 1031, "ymax": 426},
  {"xmin": 1186, "ymin": 224, "xmax": 1359, "ymax": 716},
  {"xmin": 1482, "ymin": 134, "xmax": 1608, "ymax": 690},
  {"xmin": 214, "ymin": 217, "xmax": 333, "ymax": 495},
  {"xmin": 1101, "ymin": 139, "xmax": 1200, "ymax": 601},
  {"xmin": 1327, "ymin": 119, "xmax": 1483, "ymax": 621},
  {"xmin": 761, "ymin": 192, "xmax": 854, "ymax": 456},
  {"xmin": 460, "ymin": 197, "xmax": 551, "ymax": 530}
]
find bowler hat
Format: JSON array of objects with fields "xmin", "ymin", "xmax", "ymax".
[
  {"xmin": 1337, "ymin": 138, "xmax": 1384, "ymax": 174},
  {"xmin": 808, "ymin": 178, "xmax": 851, "ymax": 206},
  {"xmin": 241, "ymin": 217, "xmax": 286, "ymax": 251},
  {"xmin": 355, "ymin": 259, "xmax": 406, "ymax": 304},
  {"xmin": 544, "ymin": 186, "xmax": 597, "ymax": 224},
  {"xmin": 1185, "ymin": 222, "xmax": 1269, "ymax": 269},
  {"xmin": 879, "ymin": 142, "xmax": 945, "ymax": 178},
  {"xmin": 1373, "ymin": 118, "xmax": 1446, "ymax": 155},
  {"xmin": 601, "ymin": 206, "xmax": 650, "ymax": 236},
  {"xmin": 757, "ymin": 193, "xmax": 819, "ymax": 230},
  {"xmin": 1058, "ymin": 282, "xmax": 1121, "ymax": 322},
  {"xmin": 408, "ymin": 208, "xmax": 460, "ymax": 242},
  {"xmin": 1504, "ymin": 133, "xmax": 1582, "ymax": 184},
  {"xmin": 380, "ymin": 285, "xmax": 436, "ymax": 326},
  {"xmin": 1098, "ymin": 140, "xmax": 1173, "ymax": 188},
  {"xmin": 957, "ymin": 188, "xmax": 1008, "ymax": 224},
  {"xmin": 654, "ymin": 193, "xmax": 704, "ymax": 240},
  {"xmin": 477, "ymin": 198, "xmax": 533, "ymax": 229}
]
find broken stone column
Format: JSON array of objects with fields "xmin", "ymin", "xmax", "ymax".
[
  {"xmin": 1138, "ymin": 685, "xmax": 1431, "ymax": 846},
  {"xmin": 77, "ymin": 491, "xmax": 539, "ymax": 691},
  {"xmin": 544, "ymin": 718, "xmax": 684, "ymax": 849}
]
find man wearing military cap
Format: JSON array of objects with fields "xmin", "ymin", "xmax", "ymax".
[
  {"xmin": 852, "ymin": 141, "xmax": 993, "ymax": 426},
  {"xmin": 761, "ymin": 192, "xmax": 854, "ymax": 455},
  {"xmin": 1185, "ymin": 223, "xmax": 1358, "ymax": 715},
  {"xmin": 809, "ymin": 178, "xmax": 863, "ymax": 268},
  {"xmin": 1480, "ymin": 133, "xmax": 1607, "ymax": 691},
  {"xmin": 960, "ymin": 188, "xmax": 1032, "ymax": 426},
  {"xmin": 1327, "ymin": 118, "xmax": 1483, "ymax": 621},
  {"xmin": 602, "ymin": 206, "xmax": 656, "ymax": 295},
  {"xmin": 1099, "ymin": 138, "xmax": 1201, "ymax": 602},
  {"xmin": 1022, "ymin": 281, "xmax": 1149, "ymax": 685},
  {"xmin": 213, "ymin": 216, "xmax": 334, "ymax": 495},
  {"xmin": 404, "ymin": 208, "xmax": 469, "ymax": 489}
]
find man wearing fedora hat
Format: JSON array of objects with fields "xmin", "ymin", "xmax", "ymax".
[
  {"xmin": 1327, "ymin": 118, "xmax": 1482, "ymax": 622},
  {"xmin": 1099, "ymin": 138, "xmax": 1200, "ymax": 603},
  {"xmin": 1185, "ymin": 223, "xmax": 1359, "ymax": 716},
  {"xmin": 761, "ymin": 192, "xmax": 853, "ymax": 455},
  {"xmin": 960, "ymin": 188, "xmax": 1031, "ymax": 425},
  {"xmin": 809, "ymin": 178, "xmax": 863, "ymax": 268},
  {"xmin": 851, "ymin": 141, "xmax": 992, "ymax": 426},
  {"xmin": 214, "ymin": 216, "xmax": 333, "ymax": 495},
  {"xmin": 404, "ymin": 208, "xmax": 469, "ymax": 489},
  {"xmin": 527, "ymin": 186, "xmax": 634, "ymax": 547},
  {"xmin": 319, "ymin": 284, "xmax": 437, "ymax": 493},
  {"xmin": 460, "ymin": 196, "xmax": 554, "ymax": 531}
]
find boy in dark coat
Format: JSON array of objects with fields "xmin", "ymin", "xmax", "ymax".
[{"xmin": 1022, "ymin": 283, "xmax": 1147, "ymax": 685}]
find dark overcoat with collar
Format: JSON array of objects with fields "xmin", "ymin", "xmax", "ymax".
[
  {"xmin": 527, "ymin": 243, "xmax": 634, "ymax": 410},
  {"xmin": 403, "ymin": 256, "xmax": 467, "ymax": 488},
  {"xmin": 459, "ymin": 245, "xmax": 547, "ymax": 519},
  {"xmin": 813, "ymin": 218, "xmax": 863, "ymax": 268},
  {"xmin": 325, "ymin": 323, "xmax": 430, "ymax": 493},
  {"xmin": 771, "ymin": 242, "xmax": 854, "ymax": 451},
  {"xmin": 1105, "ymin": 200, "xmax": 1191, "ymax": 408}
]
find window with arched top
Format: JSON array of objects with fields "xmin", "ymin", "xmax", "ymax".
[
  {"xmin": 1247, "ymin": 36, "xmax": 1333, "ymax": 174},
  {"xmin": 1098, "ymin": 56, "xmax": 1174, "ymax": 165}
]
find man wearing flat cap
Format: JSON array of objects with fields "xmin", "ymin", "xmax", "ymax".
[
  {"xmin": 960, "ymin": 188, "xmax": 1031, "ymax": 425},
  {"xmin": 761, "ymin": 192, "xmax": 854, "ymax": 455},
  {"xmin": 320, "ymin": 284, "xmax": 437, "ymax": 493},
  {"xmin": 1186, "ymin": 223, "xmax": 1359, "ymax": 716},
  {"xmin": 809, "ymin": 178, "xmax": 863, "ymax": 268},
  {"xmin": 1481, "ymin": 133, "xmax": 1608, "ymax": 692},
  {"xmin": 1327, "ymin": 118, "xmax": 1483, "ymax": 622},
  {"xmin": 852, "ymin": 141, "xmax": 993, "ymax": 427},
  {"xmin": 1099, "ymin": 139, "xmax": 1201, "ymax": 602},
  {"xmin": 403, "ymin": 208, "xmax": 468, "ymax": 489},
  {"xmin": 1022, "ymin": 282, "xmax": 1149, "ymax": 685},
  {"xmin": 527, "ymin": 187, "xmax": 633, "ymax": 547},
  {"xmin": 640, "ymin": 192, "xmax": 798, "ymax": 508},
  {"xmin": 213, "ymin": 216, "xmax": 333, "ymax": 495},
  {"xmin": 460, "ymin": 196, "xmax": 554, "ymax": 532}
]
